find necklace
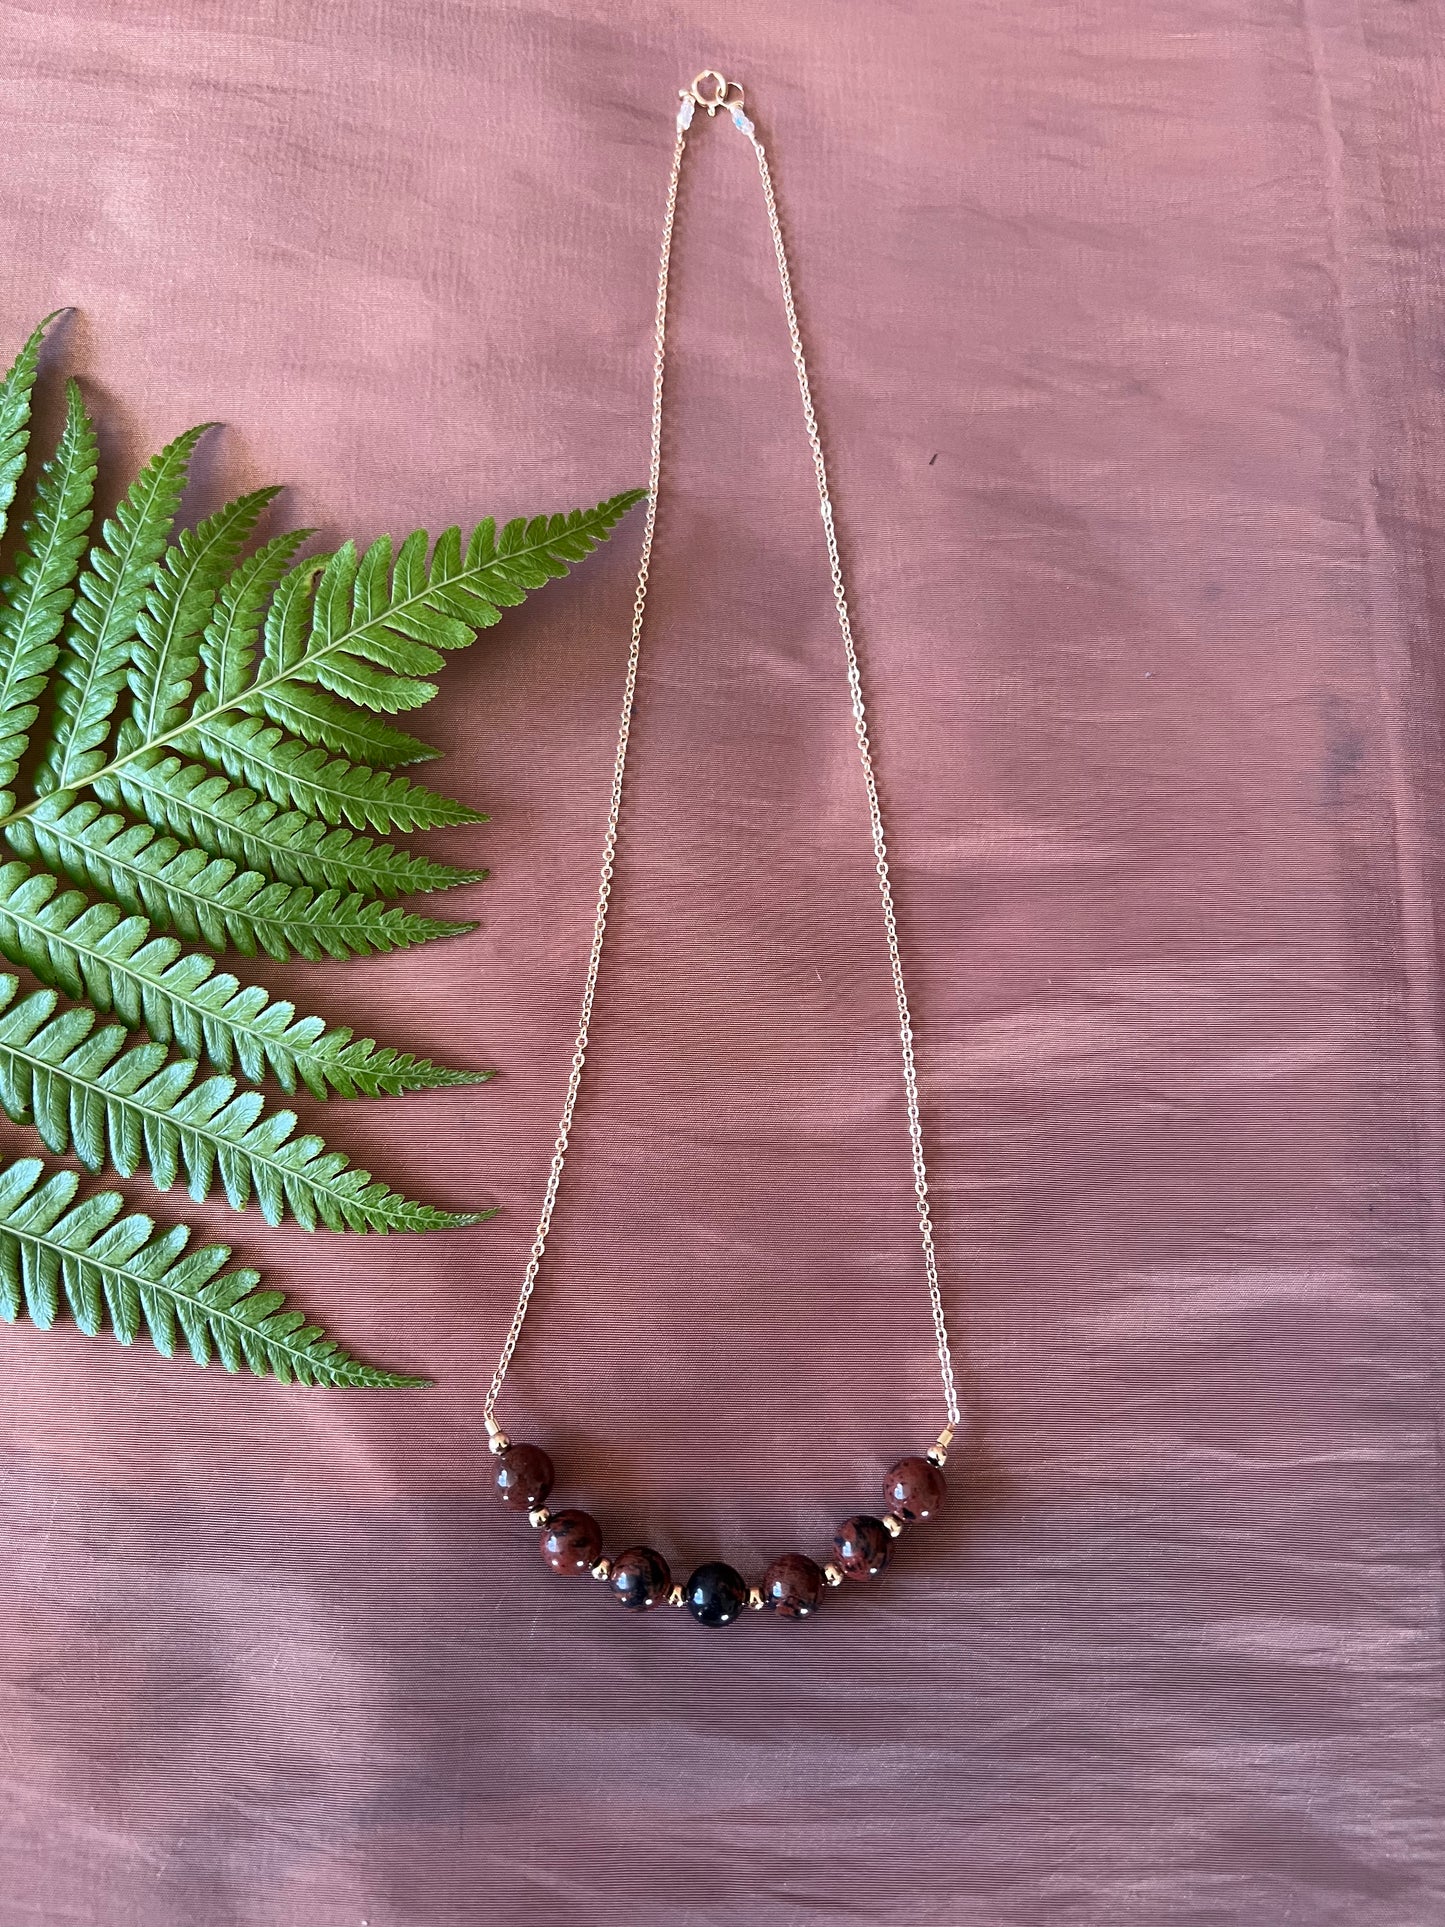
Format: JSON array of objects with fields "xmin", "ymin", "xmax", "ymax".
[{"xmin": 482, "ymin": 70, "xmax": 960, "ymax": 1627}]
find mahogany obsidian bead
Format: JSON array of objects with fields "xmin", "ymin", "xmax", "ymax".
[
  {"xmin": 684, "ymin": 1561, "xmax": 748, "ymax": 1628},
  {"xmin": 608, "ymin": 1546, "xmax": 672, "ymax": 1613},
  {"xmin": 495, "ymin": 1443, "xmax": 555, "ymax": 1512},
  {"xmin": 539, "ymin": 1509, "xmax": 602, "ymax": 1576},
  {"xmin": 884, "ymin": 1455, "xmax": 946, "ymax": 1523},
  {"xmin": 761, "ymin": 1553, "xmax": 825, "ymax": 1620},
  {"xmin": 834, "ymin": 1515, "xmax": 893, "ymax": 1582}
]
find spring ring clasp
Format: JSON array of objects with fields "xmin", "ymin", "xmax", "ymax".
[{"xmin": 686, "ymin": 70, "xmax": 743, "ymax": 116}]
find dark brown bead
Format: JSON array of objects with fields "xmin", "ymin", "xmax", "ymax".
[
  {"xmin": 761, "ymin": 1553, "xmax": 825, "ymax": 1619},
  {"xmin": 539, "ymin": 1509, "xmax": 602, "ymax": 1575},
  {"xmin": 834, "ymin": 1515, "xmax": 892, "ymax": 1581},
  {"xmin": 495, "ymin": 1443, "xmax": 554, "ymax": 1511},
  {"xmin": 608, "ymin": 1546, "xmax": 671, "ymax": 1613},
  {"xmin": 884, "ymin": 1455, "xmax": 946, "ymax": 1523}
]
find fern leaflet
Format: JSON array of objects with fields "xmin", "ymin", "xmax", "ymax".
[
  {"xmin": 0, "ymin": 316, "xmax": 55, "ymax": 541},
  {"xmin": 0, "ymin": 381, "xmax": 98, "ymax": 813},
  {"xmin": 7, "ymin": 796, "xmax": 475, "ymax": 961},
  {"xmin": 126, "ymin": 486, "xmax": 280, "ymax": 741},
  {"xmin": 0, "ymin": 863, "xmax": 488, "ymax": 1097},
  {"xmin": 176, "ymin": 713, "xmax": 485, "ymax": 833},
  {"xmin": 95, "ymin": 752, "xmax": 484, "ymax": 897},
  {"xmin": 0, "ymin": 1154, "xmax": 426, "ymax": 1383},
  {"xmin": 0, "ymin": 977, "xmax": 488, "ymax": 1231},
  {"xmin": 37, "ymin": 423, "xmax": 211, "ymax": 793}
]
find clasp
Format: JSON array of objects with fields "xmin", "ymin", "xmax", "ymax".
[{"xmin": 684, "ymin": 69, "xmax": 744, "ymax": 116}]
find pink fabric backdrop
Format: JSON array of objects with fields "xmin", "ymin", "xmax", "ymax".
[{"xmin": 2, "ymin": 2, "xmax": 1443, "ymax": 1921}]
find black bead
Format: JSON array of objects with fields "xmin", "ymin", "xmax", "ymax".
[{"xmin": 684, "ymin": 1561, "xmax": 747, "ymax": 1628}]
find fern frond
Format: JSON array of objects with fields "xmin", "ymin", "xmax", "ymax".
[
  {"xmin": 200, "ymin": 528, "xmax": 310, "ymax": 704},
  {"xmin": 0, "ymin": 313, "xmax": 649, "ymax": 1382},
  {"xmin": 0, "ymin": 978, "xmax": 486, "ymax": 1232},
  {"xmin": 249, "ymin": 681, "xmax": 440, "ymax": 767},
  {"xmin": 0, "ymin": 315, "xmax": 59, "ymax": 541},
  {"xmin": 0, "ymin": 863, "xmax": 488, "ymax": 1096},
  {"xmin": 0, "ymin": 381, "xmax": 98, "ymax": 812},
  {"xmin": 125, "ymin": 486, "xmax": 279, "ymax": 741},
  {"xmin": 6, "ymin": 796, "xmax": 475, "ymax": 961},
  {"xmin": 96, "ymin": 751, "xmax": 485, "ymax": 896},
  {"xmin": 178, "ymin": 713, "xmax": 485, "ymax": 833},
  {"xmin": 37, "ymin": 423, "xmax": 210, "ymax": 793},
  {"xmin": 0, "ymin": 1153, "xmax": 425, "ymax": 1382}
]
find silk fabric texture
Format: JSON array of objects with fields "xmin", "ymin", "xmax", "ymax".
[{"xmin": 1, "ymin": 2, "xmax": 1442, "ymax": 1923}]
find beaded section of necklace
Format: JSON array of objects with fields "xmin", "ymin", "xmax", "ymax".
[{"xmin": 491, "ymin": 1436, "xmax": 951, "ymax": 1627}]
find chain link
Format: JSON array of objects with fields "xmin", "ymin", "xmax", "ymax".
[{"xmin": 484, "ymin": 87, "xmax": 959, "ymax": 1433}]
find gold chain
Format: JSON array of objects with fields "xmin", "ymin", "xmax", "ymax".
[{"xmin": 484, "ymin": 75, "xmax": 959, "ymax": 1439}]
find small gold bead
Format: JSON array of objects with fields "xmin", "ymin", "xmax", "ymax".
[
  {"xmin": 882, "ymin": 1514, "xmax": 906, "ymax": 1538},
  {"xmin": 590, "ymin": 1558, "xmax": 612, "ymax": 1582},
  {"xmin": 822, "ymin": 1562, "xmax": 845, "ymax": 1588},
  {"xmin": 667, "ymin": 1585, "xmax": 686, "ymax": 1608},
  {"xmin": 747, "ymin": 1586, "xmax": 765, "ymax": 1611},
  {"xmin": 926, "ymin": 1445, "xmax": 946, "ymax": 1467},
  {"xmin": 486, "ymin": 1432, "xmax": 512, "ymax": 1457},
  {"xmin": 527, "ymin": 1505, "xmax": 551, "ymax": 1529},
  {"xmin": 927, "ymin": 1423, "xmax": 955, "ymax": 1468}
]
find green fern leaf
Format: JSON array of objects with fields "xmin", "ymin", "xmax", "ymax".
[
  {"xmin": 0, "ymin": 862, "xmax": 488, "ymax": 1097},
  {"xmin": 96, "ymin": 751, "xmax": 485, "ymax": 896},
  {"xmin": 247, "ymin": 680, "xmax": 440, "ymax": 768},
  {"xmin": 258, "ymin": 552, "xmax": 323, "ymax": 674},
  {"xmin": 244, "ymin": 550, "xmax": 444, "ymax": 755},
  {"xmin": 0, "ymin": 978, "xmax": 486, "ymax": 1232},
  {"xmin": 37, "ymin": 423, "xmax": 210, "ymax": 793},
  {"xmin": 0, "ymin": 1153, "xmax": 424, "ymax": 1382},
  {"xmin": 0, "ymin": 381, "xmax": 98, "ymax": 813},
  {"xmin": 199, "ymin": 528, "xmax": 310, "ymax": 703},
  {"xmin": 178, "ymin": 490, "xmax": 647, "ymax": 725},
  {"xmin": 125, "ymin": 486, "xmax": 280, "ymax": 740},
  {"xmin": 6, "ymin": 796, "xmax": 475, "ymax": 961},
  {"xmin": 0, "ymin": 315, "xmax": 59, "ymax": 542},
  {"xmin": 304, "ymin": 539, "xmax": 447, "ymax": 710},
  {"xmin": 178, "ymin": 713, "xmax": 485, "ymax": 833}
]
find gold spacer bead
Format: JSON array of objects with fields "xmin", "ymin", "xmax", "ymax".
[
  {"xmin": 882, "ymin": 1514, "xmax": 906, "ymax": 1538},
  {"xmin": 926, "ymin": 1423, "xmax": 956, "ymax": 1469},
  {"xmin": 822, "ymin": 1562, "xmax": 845, "ymax": 1588},
  {"xmin": 591, "ymin": 1558, "xmax": 612, "ymax": 1582},
  {"xmin": 667, "ymin": 1585, "xmax": 686, "ymax": 1608},
  {"xmin": 527, "ymin": 1505, "xmax": 551, "ymax": 1530},
  {"xmin": 486, "ymin": 1432, "xmax": 511, "ymax": 1457},
  {"xmin": 747, "ymin": 1586, "xmax": 765, "ymax": 1611}
]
